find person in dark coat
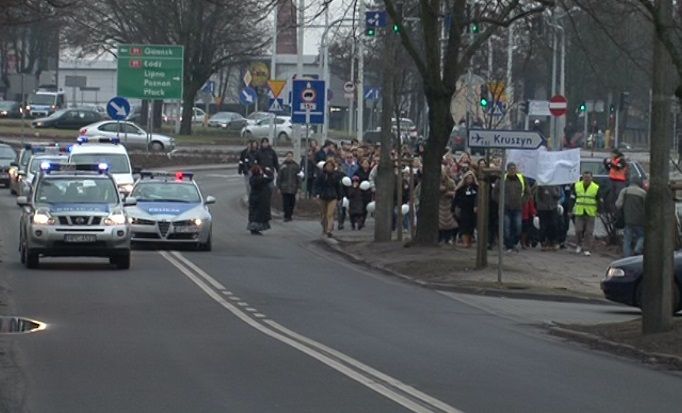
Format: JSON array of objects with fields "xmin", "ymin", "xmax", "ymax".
[
  {"xmin": 453, "ymin": 171, "xmax": 478, "ymax": 248},
  {"xmin": 255, "ymin": 138, "xmax": 279, "ymax": 172},
  {"xmin": 277, "ymin": 151, "xmax": 300, "ymax": 222},
  {"xmin": 314, "ymin": 160, "xmax": 342, "ymax": 237},
  {"xmin": 247, "ymin": 165, "xmax": 274, "ymax": 235},
  {"xmin": 347, "ymin": 176, "xmax": 365, "ymax": 230},
  {"xmin": 238, "ymin": 140, "xmax": 258, "ymax": 195}
]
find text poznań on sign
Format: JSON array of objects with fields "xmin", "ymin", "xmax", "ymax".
[{"xmin": 117, "ymin": 44, "xmax": 184, "ymax": 100}]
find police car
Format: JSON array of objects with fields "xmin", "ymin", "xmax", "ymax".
[
  {"xmin": 16, "ymin": 162, "xmax": 135, "ymax": 269},
  {"xmin": 68, "ymin": 136, "xmax": 135, "ymax": 195},
  {"xmin": 10, "ymin": 143, "xmax": 62, "ymax": 195},
  {"xmin": 125, "ymin": 171, "xmax": 215, "ymax": 250},
  {"xmin": 19, "ymin": 153, "xmax": 69, "ymax": 197}
]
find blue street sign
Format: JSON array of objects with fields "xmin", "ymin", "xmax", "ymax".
[
  {"xmin": 291, "ymin": 79, "xmax": 325, "ymax": 125},
  {"xmin": 201, "ymin": 80, "xmax": 215, "ymax": 94},
  {"xmin": 239, "ymin": 87, "xmax": 258, "ymax": 106},
  {"xmin": 364, "ymin": 87, "xmax": 381, "ymax": 100},
  {"xmin": 268, "ymin": 98, "xmax": 284, "ymax": 113},
  {"xmin": 468, "ymin": 129, "xmax": 546, "ymax": 150},
  {"xmin": 106, "ymin": 96, "xmax": 130, "ymax": 121},
  {"xmin": 365, "ymin": 11, "xmax": 387, "ymax": 28}
]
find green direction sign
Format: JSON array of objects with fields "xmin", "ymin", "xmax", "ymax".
[{"xmin": 117, "ymin": 44, "xmax": 184, "ymax": 100}]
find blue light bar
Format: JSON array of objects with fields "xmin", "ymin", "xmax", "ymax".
[
  {"xmin": 77, "ymin": 136, "xmax": 89, "ymax": 144},
  {"xmin": 98, "ymin": 162, "xmax": 109, "ymax": 172},
  {"xmin": 40, "ymin": 161, "xmax": 51, "ymax": 171}
]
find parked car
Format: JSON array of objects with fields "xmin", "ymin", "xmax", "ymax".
[
  {"xmin": 241, "ymin": 116, "xmax": 293, "ymax": 143},
  {"xmin": 601, "ymin": 253, "xmax": 681, "ymax": 313},
  {"xmin": 245, "ymin": 111, "xmax": 275, "ymax": 125},
  {"xmin": 163, "ymin": 107, "xmax": 206, "ymax": 124},
  {"xmin": 580, "ymin": 157, "xmax": 649, "ymax": 195},
  {"xmin": 0, "ymin": 143, "xmax": 18, "ymax": 187},
  {"xmin": 0, "ymin": 100, "xmax": 22, "ymax": 118},
  {"xmin": 207, "ymin": 112, "xmax": 247, "ymax": 130},
  {"xmin": 79, "ymin": 121, "xmax": 175, "ymax": 152},
  {"xmin": 32, "ymin": 109, "xmax": 101, "ymax": 129}
]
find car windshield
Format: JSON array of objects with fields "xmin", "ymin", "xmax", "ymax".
[
  {"xmin": 210, "ymin": 113, "xmax": 230, "ymax": 120},
  {"xmin": 0, "ymin": 101, "xmax": 16, "ymax": 110},
  {"xmin": 0, "ymin": 146, "xmax": 16, "ymax": 159},
  {"xmin": 132, "ymin": 182, "xmax": 201, "ymax": 203},
  {"xmin": 29, "ymin": 157, "xmax": 66, "ymax": 174},
  {"xmin": 70, "ymin": 154, "xmax": 131, "ymax": 174},
  {"xmin": 28, "ymin": 93, "xmax": 56, "ymax": 105},
  {"xmin": 35, "ymin": 177, "xmax": 119, "ymax": 204},
  {"xmin": 580, "ymin": 161, "xmax": 608, "ymax": 176},
  {"xmin": 45, "ymin": 109, "xmax": 67, "ymax": 119}
]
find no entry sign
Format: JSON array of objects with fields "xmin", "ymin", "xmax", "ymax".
[{"xmin": 549, "ymin": 95, "xmax": 568, "ymax": 117}]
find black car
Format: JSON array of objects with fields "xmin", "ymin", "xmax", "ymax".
[
  {"xmin": 0, "ymin": 143, "xmax": 18, "ymax": 187},
  {"xmin": 0, "ymin": 100, "xmax": 22, "ymax": 118},
  {"xmin": 32, "ymin": 109, "xmax": 102, "ymax": 129},
  {"xmin": 207, "ymin": 112, "xmax": 247, "ymax": 130},
  {"xmin": 601, "ymin": 253, "xmax": 681, "ymax": 313},
  {"xmin": 580, "ymin": 157, "xmax": 648, "ymax": 198}
]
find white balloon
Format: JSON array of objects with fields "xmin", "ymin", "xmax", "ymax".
[
  {"xmin": 342, "ymin": 176, "xmax": 352, "ymax": 187},
  {"xmin": 401, "ymin": 204, "xmax": 409, "ymax": 215},
  {"xmin": 317, "ymin": 161, "xmax": 326, "ymax": 170},
  {"xmin": 557, "ymin": 204, "xmax": 564, "ymax": 215},
  {"xmin": 532, "ymin": 216, "xmax": 540, "ymax": 230},
  {"xmin": 342, "ymin": 197, "xmax": 349, "ymax": 208},
  {"xmin": 297, "ymin": 171, "xmax": 304, "ymax": 178},
  {"xmin": 366, "ymin": 201, "xmax": 376, "ymax": 213},
  {"xmin": 360, "ymin": 180, "xmax": 371, "ymax": 191},
  {"xmin": 403, "ymin": 166, "xmax": 411, "ymax": 174}
]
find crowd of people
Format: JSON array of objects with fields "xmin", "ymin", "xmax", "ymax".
[{"xmin": 238, "ymin": 137, "xmax": 646, "ymax": 258}]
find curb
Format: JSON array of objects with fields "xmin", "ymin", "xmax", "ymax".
[
  {"xmin": 548, "ymin": 324, "xmax": 682, "ymax": 370},
  {"xmin": 318, "ymin": 238, "xmax": 610, "ymax": 305}
]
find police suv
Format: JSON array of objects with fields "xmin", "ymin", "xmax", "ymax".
[
  {"xmin": 17, "ymin": 162, "xmax": 135, "ymax": 269},
  {"xmin": 68, "ymin": 136, "xmax": 135, "ymax": 196},
  {"xmin": 125, "ymin": 171, "xmax": 215, "ymax": 251}
]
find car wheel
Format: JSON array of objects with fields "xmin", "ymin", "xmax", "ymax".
[
  {"xmin": 150, "ymin": 141, "xmax": 164, "ymax": 152},
  {"xmin": 19, "ymin": 242, "xmax": 26, "ymax": 264},
  {"xmin": 25, "ymin": 249, "xmax": 39, "ymax": 269},
  {"xmin": 111, "ymin": 252, "xmax": 131, "ymax": 270},
  {"xmin": 198, "ymin": 234, "xmax": 212, "ymax": 252}
]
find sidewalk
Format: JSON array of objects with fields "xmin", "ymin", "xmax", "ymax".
[{"xmin": 322, "ymin": 220, "xmax": 617, "ymax": 302}]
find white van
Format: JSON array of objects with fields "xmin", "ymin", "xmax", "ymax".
[{"xmin": 69, "ymin": 137, "xmax": 135, "ymax": 195}]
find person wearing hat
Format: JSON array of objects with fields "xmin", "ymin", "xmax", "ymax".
[
  {"xmin": 314, "ymin": 159, "xmax": 343, "ymax": 237},
  {"xmin": 615, "ymin": 175, "xmax": 646, "ymax": 257}
]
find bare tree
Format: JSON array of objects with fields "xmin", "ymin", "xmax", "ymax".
[
  {"xmin": 62, "ymin": 0, "xmax": 269, "ymax": 134},
  {"xmin": 383, "ymin": 0, "xmax": 553, "ymax": 245}
]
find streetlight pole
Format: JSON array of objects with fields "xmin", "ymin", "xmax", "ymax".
[{"xmin": 357, "ymin": 0, "xmax": 365, "ymax": 142}]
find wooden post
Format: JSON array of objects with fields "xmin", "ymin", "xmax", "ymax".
[{"xmin": 476, "ymin": 173, "xmax": 489, "ymax": 268}]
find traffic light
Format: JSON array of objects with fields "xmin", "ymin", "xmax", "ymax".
[
  {"xmin": 480, "ymin": 84, "xmax": 489, "ymax": 109},
  {"xmin": 520, "ymin": 100, "xmax": 529, "ymax": 115},
  {"xmin": 579, "ymin": 101, "xmax": 587, "ymax": 112},
  {"xmin": 619, "ymin": 91, "xmax": 630, "ymax": 111},
  {"xmin": 609, "ymin": 104, "xmax": 616, "ymax": 113},
  {"xmin": 471, "ymin": 22, "xmax": 480, "ymax": 33},
  {"xmin": 366, "ymin": 26, "xmax": 376, "ymax": 37},
  {"xmin": 392, "ymin": 23, "xmax": 400, "ymax": 33}
]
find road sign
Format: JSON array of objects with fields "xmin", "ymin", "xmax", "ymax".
[
  {"xmin": 468, "ymin": 129, "xmax": 546, "ymax": 150},
  {"xmin": 268, "ymin": 80, "xmax": 286, "ymax": 98},
  {"xmin": 489, "ymin": 101, "xmax": 506, "ymax": 117},
  {"xmin": 343, "ymin": 81, "xmax": 355, "ymax": 94},
  {"xmin": 365, "ymin": 11, "xmax": 387, "ymax": 28},
  {"xmin": 117, "ymin": 44, "xmax": 184, "ymax": 99},
  {"xmin": 528, "ymin": 100, "xmax": 551, "ymax": 117},
  {"xmin": 201, "ymin": 80, "xmax": 215, "ymax": 95},
  {"xmin": 364, "ymin": 87, "xmax": 380, "ymax": 100},
  {"xmin": 239, "ymin": 86, "xmax": 258, "ymax": 106},
  {"xmin": 292, "ymin": 79, "xmax": 325, "ymax": 124},
  {"xmin": 268, "ymin": 98, "xmax": 284, "ymax": 112},
  {"xmin": 106, "ymin": 96, "xmax": 130, "ymax": 121},
  {"xmin": 243, "ymin": 71, "xmax": 252, "ymax": 86},
  {"xmin": 549, "ymin": 95, "xmax": 568, "ymax": 117}
]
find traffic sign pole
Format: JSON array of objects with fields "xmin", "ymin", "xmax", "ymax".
[{"xmin": 498, "ymin": 151, "xmax": 506, "ymax": 283}]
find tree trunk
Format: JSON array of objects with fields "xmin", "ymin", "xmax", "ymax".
[
  {"xmin": 642, "ymin": 0, "xmax": 675, "ymax": 334},
  {"xmin": 374, "ymin": 32, "xmax": 397, "ymax": 242},
  {"xmin": 180, "ymin": 90, "xmax": 196, "ymax": 135},
  {"xmin": 413, "ymin": 92, "xmax": 454, "ymax": 244},
  {"xmin": 152, "ymin": 100, "xmax": 163, "ymax": 131}
]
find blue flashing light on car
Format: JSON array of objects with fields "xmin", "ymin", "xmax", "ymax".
[
  {"xmin": 77, "ymin": 136, "xmax": 89, "ymax": 144},
  {"xmin": 40, "ymin": 161, "xmax": 51, "ymax": 171}
]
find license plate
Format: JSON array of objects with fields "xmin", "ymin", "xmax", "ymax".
[
  {"xmin": 174, "ymin": 226, "xmax": 197, "ymax": 233},
  {"xmin": 0, "ymin": 173, "xmax": 8, "ymax": 178},
  {"xmin": 63, "ymin": 234, "xmax": 97, "ymax": 243}
]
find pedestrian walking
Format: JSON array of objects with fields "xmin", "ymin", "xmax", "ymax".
[
  {"xmin": 238, "ymin": 140, "xmax": 258, "ymax": 195},
  {"xmin": 314, "ymin": 160, "xmax": 343, "ymax": 237},
  {"xmin": 277, "ymin": 151, "xmax": 300, "ymax": 222},
  {"xmin": 495, "ymin": 162, "xmax": 529, "ymax": 252},
  {"xmin": 535, "ymin": 184, "xmax": 562, "ymax": 250},
  {"xmin": 438, "ymin": 171, "xmax": 458, "ymax": 244},
  {"xmin": 570, "ymin": 171, "xmax": 602, "ymax": 256},
  {"xmin": 347, "ymin": 176, "xmax": 365, "ymax": 230},
  {"xmin": 255, "ymin": 137, "xmax": 279, "ymax": 173},
  {"xmin": 247, "ymin": 165, "xmax": 274, "ymax": 235},
  {"xmin": 615, "ymin": 176, "xmax": 646, "ymax": 257},
  {"xmin": 521, "ymin": 194, "xmax": 538, "ymax": 249},
  {"xmin": 453, "ymin": 171, "xmax": 478, "ymax": 248}
]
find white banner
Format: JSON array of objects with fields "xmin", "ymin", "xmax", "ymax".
[{"xmin": 507, "ymin": 148, "xmax": 580, "ymax": 186}]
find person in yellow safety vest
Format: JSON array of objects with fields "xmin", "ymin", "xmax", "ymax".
[{"xmin": 569, "ymin": 171, "xmax": 602, "ymax": 257}]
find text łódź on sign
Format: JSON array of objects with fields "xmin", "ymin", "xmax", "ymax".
[
  {"xmin": 467, "ymin": 129, "xmax": 546, "ymax": 150},
  {"xmin": 117, "ymin": 44, "xmax": 184, "ymax": 100}
]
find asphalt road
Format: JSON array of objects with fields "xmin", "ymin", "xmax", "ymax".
[{"xmin": 1, "ymin": 170, "xmax": 681, "ymax": 413}]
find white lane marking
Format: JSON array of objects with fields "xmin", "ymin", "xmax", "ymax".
[
  {"xmin": 159, "ymin": 250, "xmax": 462, "ymax": 413},
  {"xmin": 237, "ymin": 302, "xmax": 249, "ymax": 307},
  {"xmin": 245, "ymin": 307, "xmax": 257, "ymax": 312},
  {"xmin": 253, "ymin": 313, "xmax": 267, "ymax": 318},
  {"xmin": 170, "ymin": 251, "xmax": 227, "ymax": 290},
  {"xmin": 223, "ymin": 291, "xmax": 233, "ymax": 295},
  {"xmin": 229, "ymin": 297, "xmax": 241, "ymax": 301}
]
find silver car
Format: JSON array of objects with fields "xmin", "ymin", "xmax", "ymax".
[
  {"xmin": 125, "ymin": 172, "xmax": 215, "ymax": 250},
  {"xmin": 17, "ymin": 164, "xmax": 135, "ymax": 269},
  {"xmin": 19, "ymin": 153, "xmax": 69, "ymax": 198},
  {"xmin": 78, "ymin": 121, "xmax": 175, "ymax": 152}
]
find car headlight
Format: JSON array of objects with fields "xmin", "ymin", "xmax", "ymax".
[
  {"xmin": 36, "ymin": 122, "xmax": 43, "ymax": 127},
  {"xmin": 193, "ymin": 218, "xmax": 203, "ymax": 226},
  {"xmin": 104, "ymin": 213, "xmax": 127, "ymax": 226},
  {"xmin": 118, "ymin": 184, "xmax": 134, "ymax": 194},
  {"xmin": 33, "ymin": 212, "xmax": 55, "ymax": 225},
  {"xmin": 606, "ymin": 267, "xmax": 626, "ymax": 279}
]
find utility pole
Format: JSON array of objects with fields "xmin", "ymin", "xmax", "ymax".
[
  {"xmin": 356, "ymin": 1, "xmax": 365, "ymax": 142},
  {"xmin": 642, "ymin": 0, "xmax": 675, "ymax": 334},
  {"xmin": 505, "ymin": 23, "xmax": 513, "ymax": 128},
  {"xmin": 349, "ymin": 40, "xmax": 356, "ymax": 137}
]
